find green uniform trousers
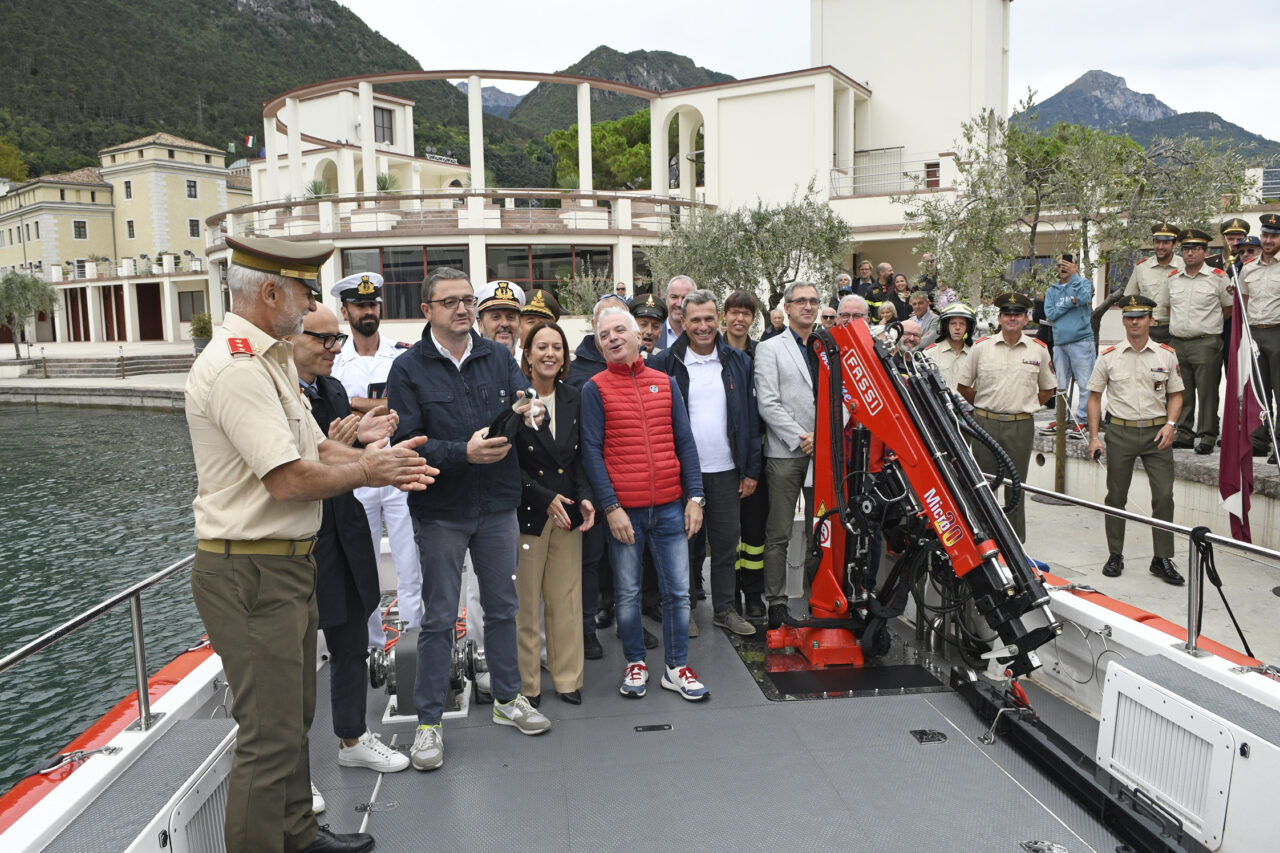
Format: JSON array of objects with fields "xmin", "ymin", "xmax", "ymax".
[
  {"xmin": 191, "ymin": 550, "xmax": 318, "ymax": 853},
  {"xmin": 1103, "ymin": 422, "xmax": 1175, "ymax": 557},
  {"xmin": 1172, "ymin": 335, "xmax": 1223, "ymax": 443},
  {"xmin": 971, "ymin": 413, "xmax": 1033, "ymax": 542},
  {"xmin": 1251, "ymin": 326, "xmax": 1280, "ymax": 454},
  {"xmin": 1149, "ymin": 325, "xmax": 1172, "ymax": 345}
]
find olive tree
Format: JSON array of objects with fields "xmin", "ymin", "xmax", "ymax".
[{"xmin": 0, "ymin": 270, "xmax": 57, "ymax": 358}]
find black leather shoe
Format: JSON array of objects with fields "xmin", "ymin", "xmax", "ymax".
[
  {"xmin": 1149, "ymin": 557, "xmax": 1185, "ymax": 586},
  {"xmin": 1269, "ymin": 451, "xmax": 1277, "ymax": 465},
  {"xmin": 641, "ymin": 603, "xmax": 663, "ymax": 622},
  {"xmin": 1253, "ymin": 446, "xmax": 1270, "ymax": 457},
  {"xmin": 583, "ymin": 630, "xmax": 604, "ymax": 660},
  {"xmin": 1102, "ymin": 553, "xmax": 1124, "ymax": 577},
  {"xmin": 1194, "ymin": 442, "xmax": 1213, "ymax": 455},
  {"xmin": 767, "ymin": 604, "xmax": 788, "ymax": 629},
  {"xmin": 527, "ymin": 693, "xmax": 541, "ymax": 708},
  {"xmin": 556, "ymin": 689, "xmax": 582, "ymax": 705},
  {"xmin": 1172, "ymin": 438, "xmax": 1194, "ymax": 449},
  {"xmin": 301, "ymin": 825, "xmax": 375, "ymax": 853},
  {"xmin": 594, "ymin": 606, "xmax": 614, "ymax": 630},
  {"xmin": 745, "ymin": 597, "xmax": 766, "ymax": 619},
  {"xmin": 616, "ymin": 625, "xmax": 660, "ymax": 649}
]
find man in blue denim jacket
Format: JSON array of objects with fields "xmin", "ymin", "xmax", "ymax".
[{"xmin": 1044, "ymin": 252, "xmax": 1095, "ymax": 434}]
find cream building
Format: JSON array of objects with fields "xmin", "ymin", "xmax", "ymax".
[{"xmin": 0, "ymin": 133, "xmax": 249, "ymax": 345}]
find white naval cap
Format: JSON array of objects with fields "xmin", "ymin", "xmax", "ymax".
[
  {"xmin": 331, "ymin": 271, "xmax": 384, "ymax": 303},
  {"xmin": 475, "ymin": 279, "xmax": 525, "ymax": 313}
]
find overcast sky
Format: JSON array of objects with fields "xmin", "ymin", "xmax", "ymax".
[{"xmin": 337, "ymin": 0, "xmax": 1278, "ymax": 141}]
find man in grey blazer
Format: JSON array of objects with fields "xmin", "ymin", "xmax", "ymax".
[
  {"xmin": 656, "ymin": 275, "xmax": 696, "ymax": 350},
  {"xmin": 753, "ymin": 281, "xmax": 820, "ymax": 628}
]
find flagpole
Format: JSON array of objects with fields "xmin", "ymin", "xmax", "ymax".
[{"xmin": 1224, "ymin": 261, "xmax": 1280, "ymax": 470}]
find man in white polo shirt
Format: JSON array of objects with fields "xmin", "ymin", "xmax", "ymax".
[
  {"xmin": 649, "ymin": 287, "xmax": 761, "ymax": 637},
  {"xmin": 331, "ymin": 272, "xmax": 421, "ymax": 648}
]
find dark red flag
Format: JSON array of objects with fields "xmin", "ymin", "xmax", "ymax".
[{"xmin": 1219, "ymin": 289, "xmax": 1264, "ymax": 541}]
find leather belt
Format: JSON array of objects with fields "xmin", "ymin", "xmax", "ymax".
[
  {"xmin": 1105, "ymin": 415, "xmax": 1165, "ymax": 428},
  {"xmin": 197, "ymin": 538, "xmax": 317, "ymax": 556},
  {"xmin": 974, "ymin": 409, "xmax": 1031, "ymax": 422},
  {"xmin": 1172, "ymin": 334, "xmax": 1217, "ymax": 341},
  {"xmin": 1252, "ymin": 323, "xmax": 1280, "ymax": 329}
]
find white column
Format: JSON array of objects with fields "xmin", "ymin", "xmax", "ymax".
[
  {"xmin": 162, "ymin": 278, "xmax": 179, "ymax": 342},
  {"xmin": 678, "ymin": 111, "xmax": 694, "ymax": 200},
  {"xmin": 577, "ymin": 82, "xmax": 593, "ymax": 198},
  {"xmin": 649, "ymin": 104, "xmax": 667, "ymax": 197},
  {"xmin": 813, "ymin": 75, "xmax": 835, "ymax": 201},
  {"xmin": 837, "ymin": 87, "xmax": 855, "ymax": 169},
  {"xmin": 53, "ymin": 292, "xmax": 68, "ymax": 342},
  {"xmin": 359, "ymin": 81, "xmax": 377, "ymax": 201},
  {"xmin": 123, "ymin": 280, "xmax": 139, "ymax": 342},
  {"xmin": 467, "ymin": 234, "xmax": 486, "ymax": 289},
  {"xmin": 263, "ymin": 116, "xmax": 280, "ymax": 202},
  {"xmin": 285, "ymin": 97, "xmax": 304, "ymax": 201},
  {"xmin": 701, "ymin": 109, "xmax": 718, "ymax": 206},
  {"xmin": 207, "ymin": 270, "xmax": 226, "ymax": 324},
  {"xmin": 467, "ymin": 75, "xmax": 486, "ymax": 191},
  {"xmin": 337, "ymin": 148, "xmax": 357, "ymax": 195},
  {"xmin": 617, "ymin": 235, "xmax": 635, "ymax": 287},
  {"xmin": 86, "ymin": 285, "xmax": 103, "ymax": 343}
]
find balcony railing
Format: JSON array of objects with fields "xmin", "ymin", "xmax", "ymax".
[
  {"xmin": 830, "ymin": 148, "xmax": 949, "ymax": 197},
  {"xmin": 6, "ymin": 256, "xmax": 208, "ymax": 285},
  {"xmin": 204, "ymin": 188, "xmax": 710, "ymax": 245}
]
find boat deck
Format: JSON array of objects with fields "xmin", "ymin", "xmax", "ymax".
[{"xmin": 308, "ymin": 611, "xmax": 1120, "ymax": 853}]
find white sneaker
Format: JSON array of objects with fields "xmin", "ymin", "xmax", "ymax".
[
  {"xmin": 311, "ymin": 782, "xmax": 325, "ymax": 814},
  {"xmin": 475, "ymin": 670, "xmax": 491, "ymax": 694},
  {"xmin": 338, "ymin": 730, "xmax": 409, "ymax": 773},
  {"xmin": 661, "ymin": 665, "xmax": 709, "ymax": 701},
  {"xmin": 493, "ymin": 695, "xmax": 551, "ymax": 735},
  {"xmin": 410, "ymin": 724, "xmax": 444, "ymax": 771},
  {"xmin": 620, "ymin": 661, "xmax": 648, "ymax": 698}
]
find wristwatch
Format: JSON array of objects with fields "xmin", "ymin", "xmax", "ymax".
[{"xmin": 689, "ymin": 496, "xmax": 706, "ymax": 508}]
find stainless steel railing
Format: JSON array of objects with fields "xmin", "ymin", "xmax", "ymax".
[{"xmin": 0, "ymin": 555, "xmax": 195, "ymax": 731}]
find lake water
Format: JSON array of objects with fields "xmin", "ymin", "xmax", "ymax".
[{"xmin": 0, "ymin": 404, "xmax": 203, "ymax": 796}]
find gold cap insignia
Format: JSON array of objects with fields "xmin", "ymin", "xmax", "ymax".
[
  {"xmin": 356, "ymin": 275, "xmax": 375, "ymax": 296},
  {"xmin": 530, "ymin": 290, "xmax": 547, "ymax": 310},
  {"xmin": 495, "ymin": 282, "xmax": 515, "ymax": 301}
]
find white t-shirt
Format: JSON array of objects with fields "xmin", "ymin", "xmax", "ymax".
[{"xmin": 682, "ymin": 346, "xmax": 735, "ymax": 474}]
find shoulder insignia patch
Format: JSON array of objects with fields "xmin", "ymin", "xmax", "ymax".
[
  {"xmin": 1101, "ymin": 345, "xmax": 1116, "ymax": 355},
  {"xmin": 395, "ymin": 341, "xmax": 411, "ymax": 349},
  {"xmin": 227, "ymin": 337, "xmax": 254, "ymax": 357},
  {"xmin": 1168, "ymin": 268, "xmax": 1181, "ymax": 278},
  {"xmin": 975, "ymin": 335, "xmax": 990, "ymax": 344},
  {"xmin": 1212, "ymin": 267, "xmax": 1226, "ymax": 276},
  {"xmin": 924, "ymin": 342, "xmax": 936, "ymax": 351},
  {"xmin": 1031, "ymin": 337, "xmax": 1048, "ymax": 348},
  {"xmin": 1137, "ymin": 257, "xmax": 1148, "ymax": 265},
  {"xmin": 1159, "ymin": 343, "xmax": 1176, "ymax": 353}
]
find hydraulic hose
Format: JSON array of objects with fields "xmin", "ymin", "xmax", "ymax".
[{"xmin": 956, "ymin": 402, "xmax": 1022, "ymax": 515}]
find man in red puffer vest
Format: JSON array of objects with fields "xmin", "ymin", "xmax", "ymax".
[{"xmin": 580, "ymin": 303, "xmax": 710, "ymax": 701}]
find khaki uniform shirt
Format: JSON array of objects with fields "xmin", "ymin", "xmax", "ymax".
[
  {"xmin": 1168, "ymin": 266, "xmax": 1231, "ymax": 338},
  {"xmin": 954, "ymin": 333, "xmax": 1056, "ymax": 414},
  {"xmin": 924, "ymin": 341, "xmax": 970, "ymax": 390},
  {"xmin": 1086, "ymin": 338, "xmax": 1184, "ymax": 421},
  {"xmin": 1240, "ymin": 255, "xmax": 1280, "ymax": 326},
  {"xmin": 186, "ymin": 312, "xmax": 326, "ymax": 541},
  {"xmin": 1123, "ymin": 254, "xmax": 1183, "ymax": 323}
]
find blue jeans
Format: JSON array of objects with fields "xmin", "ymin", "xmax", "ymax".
[
  {"xmin": 608, "ymin": 501, "xmax": 690, "ymax": 667},
  {"xmin": 412, "ymin": 512, "xmax": 520, "ymax": 724},
  {"xmin": 1054, "ymin": 338, "xmax": 1096, "ymax": 423}
]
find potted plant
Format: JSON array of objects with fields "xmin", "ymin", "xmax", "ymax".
[{"xmin": 190, "ymin": 312, "xmax": 213, "ymax": 354}]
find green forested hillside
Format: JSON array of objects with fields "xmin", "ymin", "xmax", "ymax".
[{"xmin": 0, "ymin": 0, "xmax": 552, "ymax": 184}]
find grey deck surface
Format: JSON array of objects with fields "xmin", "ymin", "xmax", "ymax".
[{"xmin": 309, "ymin": 599, "xmax": 1124, "ymax": 853}]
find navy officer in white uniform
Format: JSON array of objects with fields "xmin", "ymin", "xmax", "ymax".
[{"xmin": 331, "ymin": 272, "xmax": 422, "ymax": 647}]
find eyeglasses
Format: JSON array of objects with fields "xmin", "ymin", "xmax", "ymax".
[
  {"xmin": 837, "ymin": 312, "xmax": 867, "ymax": 322},
  {"xmin": 301, "ymin": 331, "xmax": 349, "ymax": 351},
  {"xmin": 787, "ymin": 297, "xmax": 821, "ymax": 307},
  {"xmin": 428, "ymin": 295, "xmax": 478, "ymax": 311}
]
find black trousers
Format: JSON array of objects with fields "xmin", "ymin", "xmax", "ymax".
[
  {"xmin": 321, "ymin": 571, "xmax": 371, "ymax": 741},
  {"xmin": 687, "ymin": 471, "xmax": 743, "ymax": 613}
]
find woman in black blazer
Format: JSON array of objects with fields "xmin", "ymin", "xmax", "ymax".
[{"xmin": 514, "ymin": 322, "xmax": 595, "ymax": 706}]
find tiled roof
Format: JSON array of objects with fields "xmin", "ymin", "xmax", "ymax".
[
  {"xmin": 226, "ymin": 175, "xmax": 252, "ymax": 190},
  {"xmin": 23, "ymin": 167, "xmax": 109, "ymax": 188},
  {"xmin": 99, "ymin": 132, "xmax": 224, "ymax": 155}
]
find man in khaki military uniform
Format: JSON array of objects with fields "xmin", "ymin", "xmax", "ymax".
[
  {"xmin": 1086, "ymin": 295, "xmax": 1185, "ymax": 585},
  {"xmin": 1123, "ymin": 222, "xmax": 1184, "ymax": 344},
  {"xmin": 1241, "ymin": 212, "xmax": 1280, "ymax": 463},
  {"xmin": 924, "ymin": 301, "xmax": 975, "ymax": 390},
  {"xmin": 956, "ymin": 292, "xmax": 1057, "ymax": 541},
  {"xmin": 1168, "ymin": 228, "xmax": 1232, "ymax": 454},
  {"xmin": 186, "ymin": 235, "xmax": 434, "ymax": 853}
]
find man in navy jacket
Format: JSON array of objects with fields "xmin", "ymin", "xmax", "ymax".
[
  {"xmin": 389, "ymin": 267, "xmax": 550, "ymax": 772},
  {"xmin": 648, "ymin": 289, "xmax": 761, "ymax": 636}
]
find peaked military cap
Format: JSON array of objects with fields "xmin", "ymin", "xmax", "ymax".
[
  {"xmin": 1179, "ymin": 228, "xmax": 1212, "ymax": 247},
  {"xmin": 1120, "ymin": 294, "xmax": 1157, "ymax": 316},
  {"xmin": 1220, "ymin": 218, "xmax": 1251, "ymax": 236},
  {"xmin": 521, "ymin": 288, "xmax": 562, "ymax": 321},
  {"xmin": 994, "ymin": 291, "xmax": 1033, "ymax": 313},
  {"xmin": 226, "ymin": 235, "xmax": 334, "ymax": 294},
  {"xmin": 1152, "ymin": 222, "xmax": 1179, "ymax": 240},
  {"xmin": 1238, "ymin": 235, "xmax": 1261, "ymax": 249},
  {"xmin": 1259, "ymin": 213, "xmax": 1280, "ymax": 235},
  {"xmin": 630, "ymin": 292, "xmax": 668, "ymax": 322},
  {"xmin": 476, "ymin": 279, "xmax": 525, "ymax": 313},
  {"xmin": 331, "ymin": 271, "xmax": 383, "ymax": 303}
]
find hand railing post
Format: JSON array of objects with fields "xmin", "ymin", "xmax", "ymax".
[
  {"xmin": 128, "ymin": 594, "xmax": 154, "ymax": 730},
  {"xmin": 1184, "ymin": 539, "xmax": 1202, "ymax": 655}
]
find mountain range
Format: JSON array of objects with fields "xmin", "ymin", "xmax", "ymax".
[
  {"xmin": 454, "ymin": 82, "xmax": 524, "ymax": 119},
  {"xmin": 1015, "ymin": 70, "xmax": 1280, "ymax": 160}
]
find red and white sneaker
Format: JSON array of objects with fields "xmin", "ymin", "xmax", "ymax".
[
  {"xmin": 620, "ymin": 661, "xmax": 648, "ymax": 698},
  {"xmin": 661, "ymin": 665, "xmax": 709, "ymax": 701}
]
